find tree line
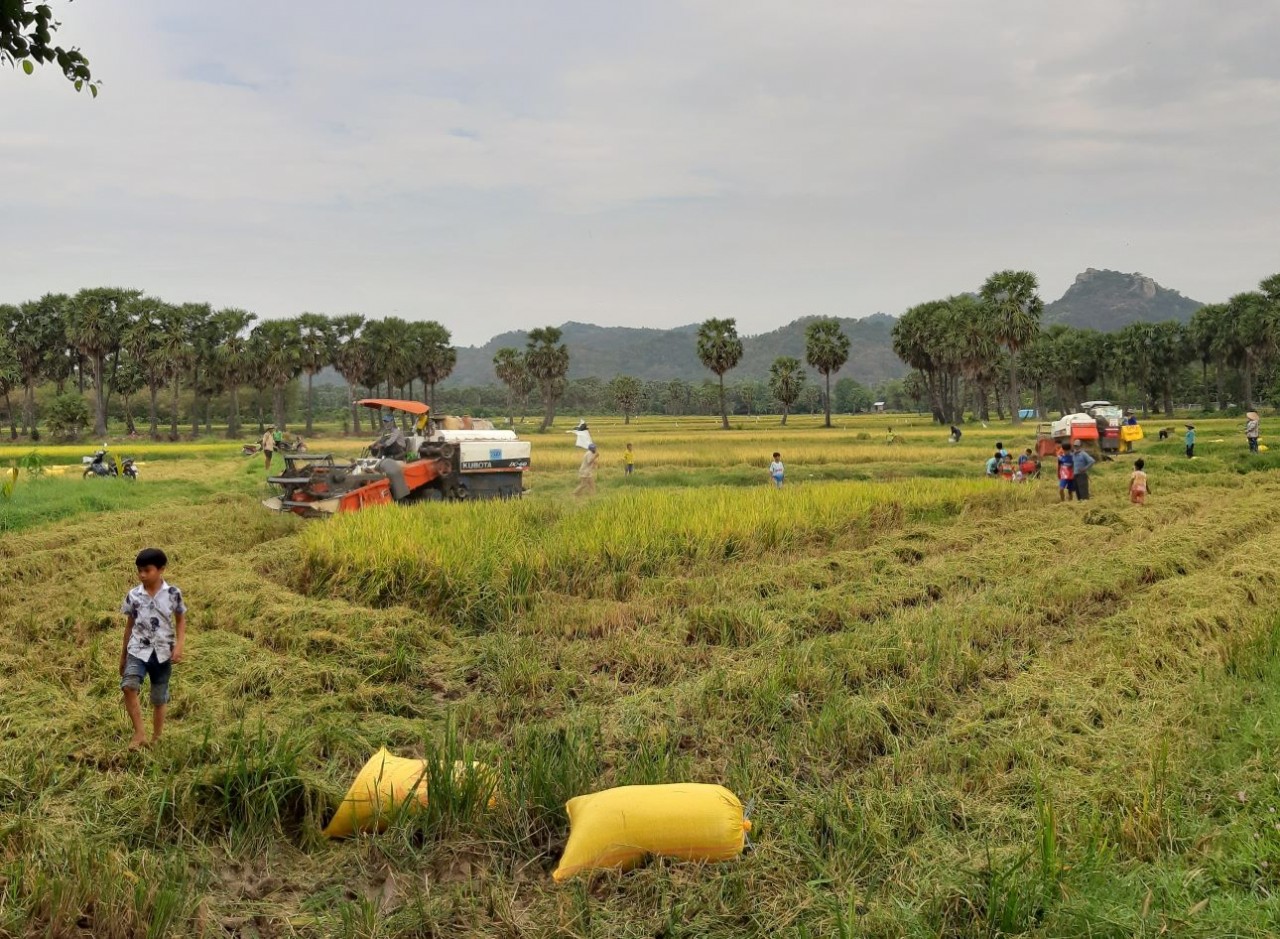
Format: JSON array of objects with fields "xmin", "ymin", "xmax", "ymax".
[
  {"xmin": 7, "ymin": 269, "xmax": 1278, "ymax": 441},
  {"xmin": 893, "ymin": 270, "xmax": 1280, "ymax": 424},
  {"xmin": 0, "ymin": 291, "xmax": 457, "ymax": 439},
  {"xmin": 488, "ymin": 317, "xmax": 855, "ymax": 431}
]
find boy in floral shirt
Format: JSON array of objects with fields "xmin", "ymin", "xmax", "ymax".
[{"xmin": 120, "ymin": 548, "xmax": 187, "ymax": 749}]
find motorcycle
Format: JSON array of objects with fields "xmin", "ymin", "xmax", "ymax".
[
  {"xmin": 82, "ymin": 449, "xmax": 139, "ymax": 480},
  {"xmin": 83, "ymin": 448, "xmax": 117, "ymax": 478}
]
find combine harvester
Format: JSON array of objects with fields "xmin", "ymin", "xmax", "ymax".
[
  {"xmin": 1037, "ymin": 400, "xmax": 1140, "ymax": 459},
  {"xmin": 264, "ymin": 399, "xmax": 531, "ymax": 518}
]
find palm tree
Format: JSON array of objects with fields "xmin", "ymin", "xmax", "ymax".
[
  {"xmin": 1146, "ymin": 321, "xmax": 1190, "ymax": 415},
  {"xmin": 331, "ymin": 315, "xmax": 368, "ymax": 434},
  {"xmin": 608, "ymin": 375, "xmax": 643, "ymax": 424},
  {"xmin": 980, "ymin": 270, "xmax": 1043, "ymax": 425},
  {"xmin": 109, "ymin": 358, "xmax": 144, "ymax": 436},
  {"xmin": 179, "ymin": 303, "xmax": 217, "ymax": 436},
  {"xmin": 892, "ymin": 299, "xmax": 964, "ymax": 424},
  {"xmin": 1226, "ymin": 292, "xmax": 1276, "ymax": 409},
  {"xmin": 768, "ymin": 356, "xmax": 805, "ymax": 425},
  {"xmin": 0, "ymin": 320, "xmax": 19, "ymax": 439},
  {"xmin": 1116, "ymin": 323, "xmax": 1156, "ymax": 417},
  {"xmin": 804, "ymin": 318, "xmax": 850, "ymax": 428},
  {"xmin": 951, "ymin": 295, "xmax": 1001, "ymax": 420},
  {"xmin": 65, "ymin": 287, "xmax": 139, "ymax": 437},
  {"xmin": 410, "ymin": 320, "xmax": 456, "ymax": 410},
  {"xmin": 362, "ymin": 317, "xmax": 413, "ymax": 398},
  {"xmin": 2, "ymin": 298, "xmax": 65, "ymax": 436},
  {"xmin": 696, "ymin": 318, "xmax": 743, "ymax": 430},
  {"xmin": 493, "ymin": 347, "xmax": 528, "ymax": 426},
  {"xmin": 122, "ymin": 297, "xmax": 170, "ymax": 438},
  {"xmin": 525, "ymin": 327, "xmax": 570, "ymax": 431},
  {"xmin": 214, "ymin": 308, "xmax": 257, "ymax": 436},
  {"xmin": 148, "ymin": 304, "xmax": 194, "ymax": 440},
  {"xmin": 250, "ymin": 318, "xmax": 303, "ymax": 428},
  {"xmin": 296, "ymin": 313, "xmax": 335, "ymax": 435}
]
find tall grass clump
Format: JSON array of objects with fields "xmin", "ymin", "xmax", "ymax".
[
  {"xmin": 180, "ymin": 721, "xmax": 322, "ymax": 842},
  {"xmin": 298, "ymin": 479, "xmax": 1028, "ymax": 625}
]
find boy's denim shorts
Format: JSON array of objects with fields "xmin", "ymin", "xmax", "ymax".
[{"xmin": 121, "ymin": 653, "xmax": 172, "ymax": 706}]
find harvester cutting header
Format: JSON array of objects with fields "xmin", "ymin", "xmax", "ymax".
[{"xmin": 263, "ymin": 399, "xmax": 531, "ymax": 517}]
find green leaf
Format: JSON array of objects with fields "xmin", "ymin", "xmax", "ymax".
[
  {"xmin": 22, "ymin": 60, "xmax": 33, "ymax": 75},
  {"xmin": 74, "ymin": 79, "xmax": 82, "ymax": 91},
  {"xmin": 89, "ymin": 84, "xmax": 98, "ymax": 99}
]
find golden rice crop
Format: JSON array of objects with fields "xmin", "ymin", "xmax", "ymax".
[{"xmin": 298, "ymin": 478, "xmax": 1033, "ymax": 624}]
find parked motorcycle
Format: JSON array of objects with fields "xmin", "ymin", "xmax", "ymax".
[{"xmin": 82, "ymin": 449, "xmax": 139, "ymax": 480}]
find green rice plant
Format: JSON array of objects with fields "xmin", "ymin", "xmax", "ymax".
[
  {"xmin": 18, "ymin": 448, "xmax": 45, "ymax": 478},
  {"xmin": 380, "ymin": 717, "xmax": 497, "ymax": 848},
  {"xmin": 181, "ymin": 719, "xmax": 320, "ymax": 842},
  {"xmin": 496, "ymin": 721, "xmax": 603, "ymax": 854},
  {"xmin": 336, "ymin": 894, "xmax": 383, "ymax": 939}
]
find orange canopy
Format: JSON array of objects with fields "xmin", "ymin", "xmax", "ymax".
[{"xmin": 356, "ymin": 398, "xmax": 430, "ymax": 415}]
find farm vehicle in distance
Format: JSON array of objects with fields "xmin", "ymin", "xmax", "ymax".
[{"xmin": 263, "ymin": 399, "xmax": 531, "ymax": 518}]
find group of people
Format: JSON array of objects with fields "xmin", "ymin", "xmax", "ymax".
[{"xmin": 985, "ymin": 441, "xmax": 1041, "ymax": 483}]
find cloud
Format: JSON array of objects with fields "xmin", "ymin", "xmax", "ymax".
[{"xmin": 1, "ymin": 0, "xmax": 1277, "ymax": 344}]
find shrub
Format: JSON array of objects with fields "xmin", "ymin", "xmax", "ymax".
[{"xmin": 44, "ymin": 393, "xmax": 91, "ymax": 441}]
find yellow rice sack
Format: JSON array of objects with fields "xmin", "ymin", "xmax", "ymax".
[
  {"xmin": 323, "ymin": 748, "xmax": 493, "ymax": 838},
  {"xmin": 552, "ymin": 783, "xmax": 751, "ymax": 882}
]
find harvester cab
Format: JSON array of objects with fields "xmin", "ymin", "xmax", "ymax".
[{"xmin": 263, "ymin": 399, "xmax": 531, "ymax": 518}]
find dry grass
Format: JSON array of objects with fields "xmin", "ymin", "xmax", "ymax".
[{"xmin": 2, "ymin": 413, "xmax": 1280, "ymax": 937}]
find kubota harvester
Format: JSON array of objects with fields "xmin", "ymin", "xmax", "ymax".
[{"xmin": 263, "ymin": 399, "xmax": 531, "ymax": 518}]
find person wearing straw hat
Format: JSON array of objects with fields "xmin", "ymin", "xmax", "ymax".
[
  {"xmin": 574, "ymin": 443, "xmax": 599, "ymax": 497},
  {"xmin": 1245, "ymin": 412, "xmax": 1261, "ymax": 453},
  {"xmin": 1184, "ymin": 424, "xmax": 1196, "ymax": 459},
  {"xmin": 261, "ymin": 424, "xmax": 276, "ymax": 469}
]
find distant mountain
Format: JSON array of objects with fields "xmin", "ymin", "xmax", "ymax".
[
  {"xmin": 1043, "ymin": 268, "xmax": 1203, "ymax": 331},
  {"xmin": 442, "ymin": 314, "xmax": 907, "ymax": 388},
  {"xmin": 316, "ymin": 269, "xmax": 1206, "ymax": 389}
]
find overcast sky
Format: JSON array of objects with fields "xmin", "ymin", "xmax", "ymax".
[{"xmin": 3, "ymin": 1, "xmax": 1278, "ymax": 345}]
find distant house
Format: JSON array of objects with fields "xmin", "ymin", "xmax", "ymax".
[
  {"xmin": 872, "ymin": 401, "xmax": 887, "ymax": 413},
  {"xmin": 1018, "ymin": 408, "xmax": 1039, "ymax": 419}
]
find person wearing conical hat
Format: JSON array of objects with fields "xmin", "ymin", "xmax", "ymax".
[
  {"xmin": 1245, "ymin": 411, "xmax": 1261, "ymax": 453},
  {"xmin": 1185, "ymin": 424, "xmax": 1196, "ymax": 459}
]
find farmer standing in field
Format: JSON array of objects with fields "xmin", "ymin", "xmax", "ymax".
[
  {"xmin": 1245, "ymin": 412, "xmax": 1261, "ymax": 453},
  {"xmin": 261, "ymin": 425, "xmax": 276, "ymax": 469},
  {"xmin": 1070, "ymin": 439, "xmax": 1095, "ymax": 501},
  {"xmin": 575, "ymin": 443, "xmax": 599, "ymax": 497},
  {"xmin": 1185, "ymin": 424, "xmax": 1196, "ymax": 459},
  {"xmin": 624, "ymin": 443, "xmax": 635, "ymax": 476}
]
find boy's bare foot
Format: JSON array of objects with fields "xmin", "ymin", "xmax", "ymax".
[{"xmin": 129, "ymin": 734, "xmax": 149, "ymax": 750}]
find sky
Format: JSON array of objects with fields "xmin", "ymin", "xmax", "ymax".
[{"xmin": 3, "ymin": 0, "xmax": 1278, "ymax": 346}]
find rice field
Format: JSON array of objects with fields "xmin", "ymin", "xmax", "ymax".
[{"xmin": 3, "ymin": 413, "xmax": 1280, "ymax": 938}]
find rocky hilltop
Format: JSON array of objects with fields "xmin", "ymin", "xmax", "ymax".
[{"xmin": 1042, "ymin": 268, "xmax": 1202, "ymax": 331}]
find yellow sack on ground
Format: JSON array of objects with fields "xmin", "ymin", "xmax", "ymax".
[
  {"xmin": 323, "ymin": 748, "xmax": 495, "ymax": 838},
  {"xmin": 552, "ymin": 783, "xmax": 751, "ymax": 882}
]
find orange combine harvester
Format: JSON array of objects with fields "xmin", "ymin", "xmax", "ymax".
[{"xmin": 263, "ymin": 399, "xmax": 531, "ymax": 518}]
